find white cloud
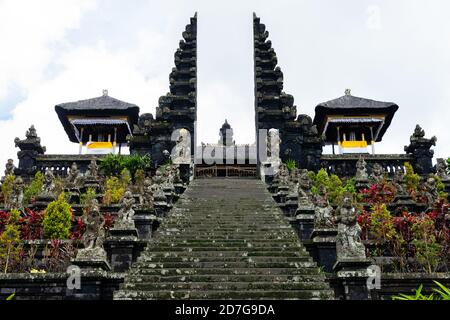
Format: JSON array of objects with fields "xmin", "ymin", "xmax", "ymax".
[{"xmin": 0, "ymin": 0, "xmax": 449, "ymax": 173}]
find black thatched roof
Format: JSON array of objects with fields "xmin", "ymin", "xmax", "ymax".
[
  {"xmin": 313, "ymin": 93, "xmax": 399, "ymax": 142},
  {"xmin": 55, "ymin": 93, "xmax": 140, "ymax": 143}
]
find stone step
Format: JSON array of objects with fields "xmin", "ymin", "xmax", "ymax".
[
  {"xmin": 142, "ymin": 246, "xmax": 304, "ymax": 252},
  {"xmin": 122, "ymin": 281, "xmax": 331, "ymax": 291},
  {"xmin": 114, "ymin": 289, "xmax": 334, "ymax": 300},
  {"xmin": 123, "ymin": 274, "xmax": 327, "ymax": 283},
  {"xmin": 137, "ymin": 256, "xmax": 312, "ymax": 263},
  {"xmin": 115, "ymin": 178, "xmax": 332, "ymax": 300},
  {"xmin": 128, "ymin": 267, "xmax": 321, "ymax": 276},
  {"xmin": 131, "ymin": 261, "xmax": 317, "ymax": 269},
  {"xmin": 140, "ymin": 251, "xmax": 307, "ymax": 258}
]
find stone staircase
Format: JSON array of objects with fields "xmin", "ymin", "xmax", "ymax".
[{"xmin": 114, "ymin": 178, "xmax": 334, "ymax": 300}]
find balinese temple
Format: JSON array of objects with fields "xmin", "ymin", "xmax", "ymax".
[
  {"xmin": 55, "ymin": 90, "xmax": 140, "ymax": 154},
  {"xmin": 313, "ymin": 89, "xmax": 399, "ymax": 155}
]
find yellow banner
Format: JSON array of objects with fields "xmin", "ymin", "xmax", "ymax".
[{"xmin": 87, "ymin": 142, "xmax": 113, "ymax": 149}]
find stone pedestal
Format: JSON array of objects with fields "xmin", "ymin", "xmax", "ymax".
[
  {"xmin": 282, "ymin": 192, "xmax": 298, "ymax": 217},
  {"xmin": 311, "ymin": 228, "xmax": 337, "ymax": 273},
  {"xmin": 72, "ymin": 247, "xmax": 111, "ymax": 271},
  {"xmin": 33, "ymin": 194, "xmax": 55, "ymax": 210},
  {"xmin": 267, "ymin": 181, "xmax": 278, "ymax": 194},
  {"xmin": 274, "ymin": 185, "xmax": 289, "ymax": 204},
  {"xmin": 178, "ymin": 164, "xmax": 191, "ymax": 184},
  {"xmin": 295, "ymin": 209, "xmax": 315, "ymax": 240},
  {"xmin": 133, "ymin": 207, "xmax": 158, "ymax": 240},
  {"xmin": 174, "ymin": 183, "xmax": 186, "ymax": 195},
  {"xmin": 64, "ymin": 188, "xmax": 80, "ymax": 204},
  {"xmin": 82, "ymin": 178, "xmax": 101, "ymax": 194},
  {"xmin": 392, "ymin": 194, "xmax": 416, "ymax": 213},
  {"xmin": 104, "ymin": 225, "xmax": 139, "ymax": 272},
  {"xmin": 333, "ymin": 259, "xmax": 372, "ymax": 300}
]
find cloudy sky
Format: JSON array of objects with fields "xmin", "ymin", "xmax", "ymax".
[{"xmin": 0, "ymin": 0, "xmax": 449, "ymax": 169}]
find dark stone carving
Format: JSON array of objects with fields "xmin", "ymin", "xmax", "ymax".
[
  {"xmin": 14, "ymin": 125, "xmax": 46, "ymax": 176},
  {"xmin": 404, "ymin": 124, "xmax": 436, "ymax": 175},
  {"xmin": 253, "ymin": 14, "xmax": 323, "ymax": 172}
]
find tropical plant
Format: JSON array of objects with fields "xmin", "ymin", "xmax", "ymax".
[
  {"xmin": 392, "ymin": 281, "xmax": 450, "ymax": 300},
  {"xmin": 19, "ymin": 209, "xmax": 44, "ymax": 240},
  {"xmin": 23, "ymin": 171, "xmax": 44, "ymax": 204},
  {"xmin": 123, "ymin": 154, "xmax": 152, "ymax": 178},
  {"xmin": 284, "ymin": 159, "xmax": 297, "ymax": 172},
  {"xmin": 99, "ymin": 154, "xmax": 125, "ymax": 177},
  {"xmin": 42, "ymin": 193, "xmax": 72, "ymax": 240}
]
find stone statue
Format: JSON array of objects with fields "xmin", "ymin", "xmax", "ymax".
[
  {"xmin": 422, "ymin": 176, "xmax": 439, "ymax": 207},
  {"xmin": 393, "ymin": 169, "xmax": 407, "ymax": 196},
  {"xmin": 355, "ymin": 156, "xmax": 368, "ymax": 181},
  {"xmin": 81, "ymin": 199, "xmax": 105, "ymax": 250},
  {"xmin": 313, "ymin": 185, "xmax": 334, "ymax": 228},
  {"xmin": 4, "ymin": 159, "xmax": 15, "ymax": 177},
  {"xmin": 370, "ymin": 163, "xmax": 384, "ymax": 183},
  {"xmin": 42, "ymin": 168, "xmax": 55, "ymax": 196},
  {"xmin": 141, "ymin": 178, "xmax": 154, "ymax": 209},
  {"xmin": 436, "ymin": 158, "xmax": 450, "ymax": 181},
  {"xmin": 277, "ymin": 163, "xmax": 290, "ymax": 186},
  {"xmin": 172, "ymin": 128, "xmax": 191, "ymax": 164},
  {"xmin": 116, "ymin": 190, "xmax": 136, "ymax": 228},
  {"xmin": 335, "ymin": 193, "xmax": 366, "ymax": 261},
  {"xmin": 297, "ymin": 170, "xmax": 314, "ymax": 210},
  {"xmin": 267, "ymin": 129, "xmax": 281, "ymax": 161},
  {"xmin": 66, "ymin": 162, "xmax": 82, "ymax": 188},
  {"xmin": 11, "ymin": 176, "xmax": 25, "ymax": 210},
  {"xmin": 411, "ymin": 124, "xmax": 425, "ymax": 141},
  {"xmin": 87, "ymin": 159, "xmax": 98, "ymax": 178}
]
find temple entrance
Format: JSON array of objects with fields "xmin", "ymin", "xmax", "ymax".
[{"xmin": 195, "ymin": 164, "xmax": 257, "ymax": 178}]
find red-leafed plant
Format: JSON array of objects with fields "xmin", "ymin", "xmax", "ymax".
[{"xmin": 19, "ymin": 209, "xmax": 44, "ymax": 240}]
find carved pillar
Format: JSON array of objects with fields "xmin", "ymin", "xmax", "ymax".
[{"xmin": 14, "ymin": 125, "xmax": 46, "ymax": 177}]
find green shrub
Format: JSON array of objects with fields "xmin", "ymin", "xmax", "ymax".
[
  {"xmin": 1, "ymin": 175, "xmax": 15, "ymax": 208},
  {"xmin": 412, "ymin": 216, "xmax": 442, "ymax": 273},
  {"xmin": 42, "ymin": 193, "xmax": 72, "ymax": 240},
  {"xmin": 0, "ymin": 223, "xmax": 22, "ymax": 273},
  {"xmin": 80, "ymin": 187, "xmax": 97, "ymax": 206},
  {"xmin": 123, "ymin": 154, "xmax": 151, "ymax": 178},
  {"xmin": 309, "ymin": 169, "xmax": 355, "ymax": 204},
  {"xmin": 404, "ymin": 162, "xmax": 420, "ymax": 192},
  {"xmin": 24, "ymin": 171, "xmax": 44, "ymax": 204},
  {"xmin": 99, "ymin": 154, "xmax": 125, "ymax": 177},
  {"xmin": 103, "ymin": 177, "xmax": 125, "ymax": 205}
]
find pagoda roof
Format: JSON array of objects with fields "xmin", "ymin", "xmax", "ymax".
[
  {"xmin": 313, "ymin": 92, "xmax": 399, "ymax": 142},
  {"xmin": 55, "ymin": 92, "xmax": 140, "ymax": 143}
]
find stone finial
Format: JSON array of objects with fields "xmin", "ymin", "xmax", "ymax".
[
  {"xmin": 345, "ymin": 89, "xmax": 351, "ymax": 96},
  {"xmin": 102, "ymin": 89, "xmax": 108, "ymax": 96},
  {"xmin": 335, "ymin": 193, "xmax": 366, "ymax": 261}
]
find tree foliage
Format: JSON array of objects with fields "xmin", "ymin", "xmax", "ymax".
[{"xmin": 42, "ymin": 193, "xmax": 72, "ymax": 240}]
